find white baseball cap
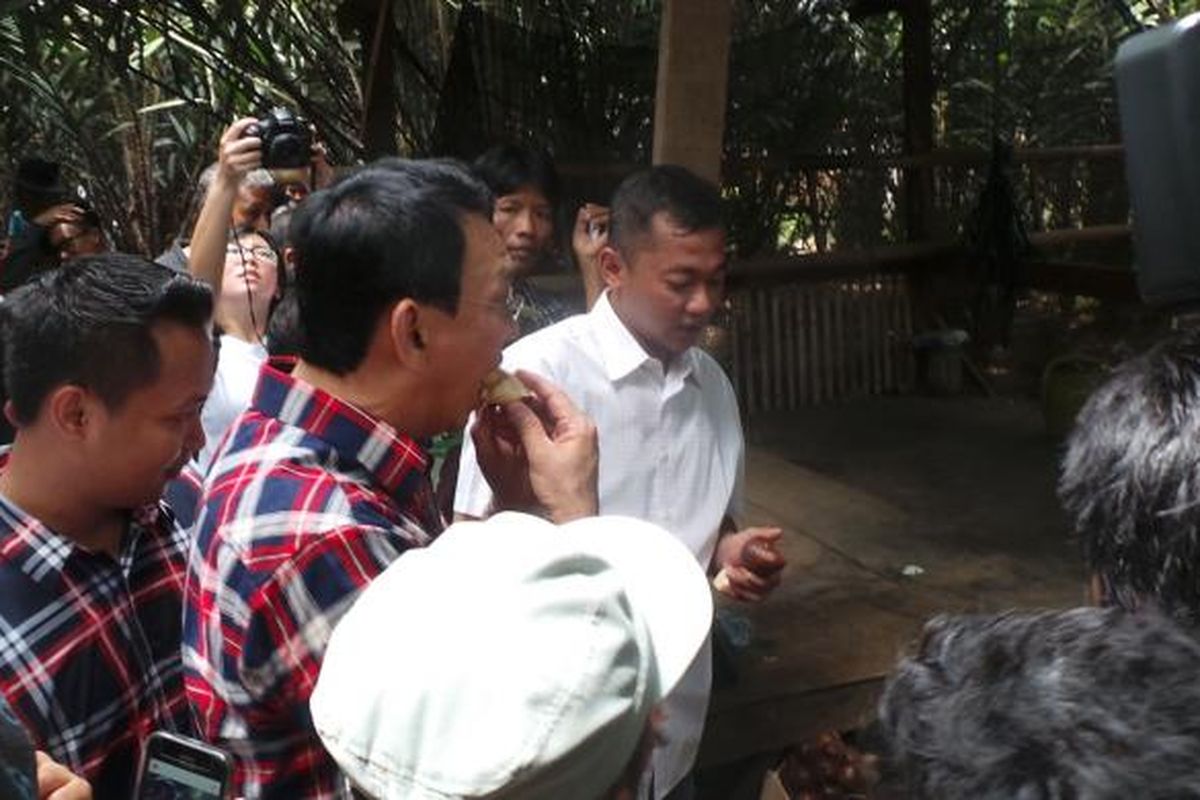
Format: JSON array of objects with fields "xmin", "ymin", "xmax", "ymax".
[{"xmin": 310, "ymin": 512, "xmax": 713, "ymax": 800}]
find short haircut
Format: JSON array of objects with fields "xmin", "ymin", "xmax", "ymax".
[
  {"xmin": 1, "ymin": 253, "xmax": 213, "ymax": 425},
  {"xmin": 1058, "ymin": 333, "xmax": 1200, "ymax": 625},
  {"xmin": 879, "ymin": 607, "xmax": 1200, "ymax": 799},
  {"xmin": 472, "ymin": 143, "xmax": 561, "ymax": 208},
  {"xmin": 287, "ymin": 159, "xmax": 493, "ymax": 375},
  {"xmin": 265, "ymin": 289, "xmax": 303, "ymax": 358},
  {"xmin": 608, "ymin": 165, "xmax": 723, "ymax": 259}
]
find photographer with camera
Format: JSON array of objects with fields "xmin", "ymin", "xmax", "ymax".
[{"xmin": 187, "ymin": 111, "xmax": 334, "ymax": 471}]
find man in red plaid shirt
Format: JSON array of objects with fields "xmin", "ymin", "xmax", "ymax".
[
  {"xmin": 183, "ymin": 160, "xmax": 599, "ymax": 800},
  {"xmin": 0, "ymin": 254, "xmax": 214, "ymax": 798}
]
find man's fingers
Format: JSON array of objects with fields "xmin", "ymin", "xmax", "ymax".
[
  {"xmin": 33, "ymin": 204, "xmax": 83, "ymax": 226},
  {"xmin": 471, "ymin": 408, "xmax": 507, "ymax": 455},
  {"xmin": 745, "ymin": 526, "xmax": 783, "ymax": 543},
  {"xmin": 723, "ymin": 571, "xmax": 766, "ymax": 603},
  {"xmin": 224, "ymin": 137, "xmax": 263, "ymax": 170},
  {"xmin": 726, "ymin": 565, "xmax": 769, "ymax": 593},
  {"xmin": 501, "ymin": 399, "xmax": 551, "ymax": 448},
  {"xmin": 223, "ymin": 116, "xmax": 259, "ymax": 143},
  {"xmin": 46, "ymin": 779, "xmax": 92, "ymax": 800},
  {"xmin": 226, "ymin": 134, "xmax": 262, "ymax": 154},
  {"xmin": 513, "ymin": 370, "xmax": 582, "ymax": 431},
  {"xmin": 36, "ymin": 751, "xmax": 92, "ymax": 800}
]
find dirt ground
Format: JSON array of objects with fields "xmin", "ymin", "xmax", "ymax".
[{"xmin": 696, "ymin": 393, "xmax": 1085, "ymax": 795}]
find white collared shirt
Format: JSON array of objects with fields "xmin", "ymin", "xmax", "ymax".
[{"xmin": 455, "ymin": 291, "xmax": 744, "ymax": 797}]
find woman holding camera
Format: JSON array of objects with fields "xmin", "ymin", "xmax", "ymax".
[{"xmin": 186, "ymin": 118, "xmax": 286, "ymax": 472}]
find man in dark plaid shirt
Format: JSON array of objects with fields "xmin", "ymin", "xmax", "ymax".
[
  {"xmin": 0, "ymin": 255, "xmax": 214, "ymax": 798},
  {"xmin": 183, "ymin": 160, "xmax": 599, "ymax": 800}
]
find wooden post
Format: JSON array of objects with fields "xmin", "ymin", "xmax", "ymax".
[
  {"xmin": 901, "ymin": 0, "xmax": 934, "ymax": 242},
  {"xmin": 652, "ymin": 0, "xmax": 733, "ymax": 185},
  {"xmin": 849, "ymin": 0, "xmax": 935, "ymax": 240},
  {"xmin": 339, "ymin": 0, "xmax": 398, "ymax": 158}
]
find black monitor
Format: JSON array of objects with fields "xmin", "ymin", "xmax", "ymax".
[{"xmin": 1116, "ymin": 14, "xmax": 1200, "ymax": 308}]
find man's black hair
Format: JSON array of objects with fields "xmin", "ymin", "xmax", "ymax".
[
  {"xmin": 879, "ymin": 607, "xmax": 1200, "ymax": 799},
  {"xmin": 0, "ymin": 253, "xmax": 213, "ymax": 425},
  {"xmin": 265, "ymin": 288, "xmax": 303, "ymax": 358},
  {"xmin": 472, "ymin": 144, "xmax": 561, "ymax": 208},
  {"xmin": 608, "ymin": 165, "xmax": 723, "ymax": 259},
  {"xmin": 288, "ymin": 159, "xmax": 492, "ymax": 375},
  {"xmin": 1058, "ymin": 332, "xmax": 1200, "ymax": 625}
]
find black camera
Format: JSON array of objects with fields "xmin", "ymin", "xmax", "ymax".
[{"xmin": 249, "ymin": 107, "xmax": 311, "ymax": 170}]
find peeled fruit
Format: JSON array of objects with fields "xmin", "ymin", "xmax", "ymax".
[{"xmin": 480, "ymin": 369, "xmax": 533, "ymax": 405}]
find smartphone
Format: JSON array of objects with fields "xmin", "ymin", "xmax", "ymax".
[{"xmin": 135, "ymin": 731, "xmax": 233, "ymax": 800}]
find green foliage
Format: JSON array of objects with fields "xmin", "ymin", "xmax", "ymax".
[
  {"xmin": 0, "ymin": 0, "xmax": 377, "ymax": 252},
  {"xmin": 719, "ymin": 0, "xmax": 1200, "ymax": 256},
  {"xmin": 3, "ymin": 0, "xmax": 1199, "ymax": 258}
]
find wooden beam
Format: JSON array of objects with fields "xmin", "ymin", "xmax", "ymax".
[
  {"xmin": 652, "ymin": 0, "xmax": 733, "ymax": 184},
  {"xmin": 729, "ymin": 241, "xmax": 962, "ymax": 289},
  {"xmin": 727, "ymin": 226, "xmax": 1134, "ymax": 293},
  {"xmin": 1027, "ymin": 224, "xmax": 1130, "ymax": 248},
  {"xmin": 747, "ymin": 143, "xmax": 1124, "ymax": 171}
]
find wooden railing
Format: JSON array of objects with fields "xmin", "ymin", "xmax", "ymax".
[
  {"xmin": 727, "ymin": 274, "xmax": 916, "ymax": 413},
  {"xmin": 722, "ymin": 224, "xmax": 1134, "ymax": 414},
  {"xmin": 721, "ymin": 242, "xmax": 958, "ymax": 413}
]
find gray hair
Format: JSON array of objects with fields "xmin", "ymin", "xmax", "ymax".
[
  {"xmin": 880, "ymin": 607, "xmax": 1200, "ymax": 799},
  {"xmin": 196, "ymin": 162, "xmax": 274, "ymax": 193},
  {"xmin": 1059, "ymin": 332, "xmax": 1200, "ymax": 624}
]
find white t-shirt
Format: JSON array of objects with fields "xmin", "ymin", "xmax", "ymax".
[
  {"xmin": 455, "ymin": 291, "xmax": 745, "ymax": 797},
  {"xmin": 197, "ymin": 334, "xmax": 268, "ymax": 472}
]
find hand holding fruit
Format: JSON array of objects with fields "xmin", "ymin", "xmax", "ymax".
[{"xmin": 713, "ymin": 526, "xmax": 785, "ymax": 602}]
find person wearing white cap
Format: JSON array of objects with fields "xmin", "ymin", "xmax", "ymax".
[{"xmin": 311, "ymin": 512, "xmax": 713, "ymax": 800}]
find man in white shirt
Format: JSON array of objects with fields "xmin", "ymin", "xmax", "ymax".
[{"xmin": 456, "ymin": 164, "xmax": 785, "ymax": 799}]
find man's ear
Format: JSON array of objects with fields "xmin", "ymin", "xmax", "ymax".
[
  {"xmin": 387, "ymin": 298, "xmax": 427, "ymax": 367},
  {"xmin": 45, "ymin": 385, "xmax": 94, "ymax": 442},
  {"xmin": 599, "ymin": 245, "xmax": 625, "ymax": 290}
]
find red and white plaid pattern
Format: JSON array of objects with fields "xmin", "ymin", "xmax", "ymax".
[{"xmin": 183, "ymin": 362, "xmax": 439, "ymax": 800}]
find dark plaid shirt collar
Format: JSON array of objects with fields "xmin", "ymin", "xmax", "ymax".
[
  {"xmin": 0, "ymin": 451, "xmax": 170, "ymax": 583},
  {"xmin": 251, "ymin": 362, "xmax": 432, "ymax": 508}
]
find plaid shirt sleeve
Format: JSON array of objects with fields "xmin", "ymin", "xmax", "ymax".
[{"xmin": 186, "ymin": 522, "xmax": 410, "ymax": 800}]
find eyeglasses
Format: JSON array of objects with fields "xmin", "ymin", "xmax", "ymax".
[{"xmin": 226, "ymin": 243, "xmax": 279, "ymax": 263}]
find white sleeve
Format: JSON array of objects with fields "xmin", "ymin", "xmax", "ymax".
[
  {"xmin": 717, "ymin": 362, "xmax": 746, "ymax": 522},
  {"xmin": 453, "ymin": 409, "xmax": 494, "ymax": 518},
  {"xmin": 726, "ymin": 432, "xmax": 746, "ymax": 522}
]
